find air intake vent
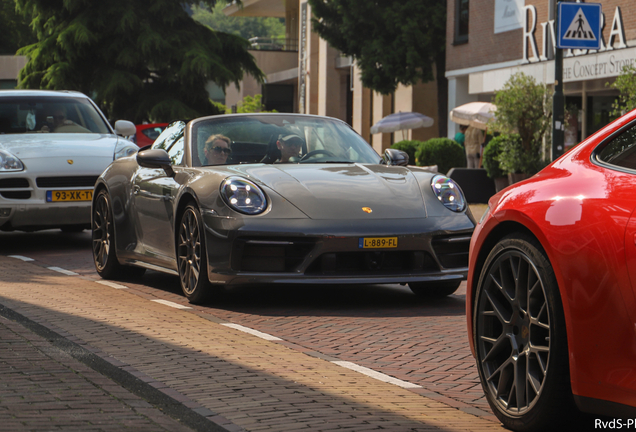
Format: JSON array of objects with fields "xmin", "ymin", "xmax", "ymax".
[
  {"xmin": 1, "ymin": 191, "xmax": 31, "ymax": 199},
  {"xmin": 36, "ymin": 176, "xmax": 99, "ymax": 188},
  {"xmin": 0, "ymin": 178, "xmax": 29, "ymax": 189},
  {"xmin": 431, "ymin": 234, "xmax": 471, "ymax": 269}
]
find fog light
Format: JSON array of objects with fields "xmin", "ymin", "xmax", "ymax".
[{"xmin": 0, "ymin": 208, "xmax": 11, "ymax": 217}]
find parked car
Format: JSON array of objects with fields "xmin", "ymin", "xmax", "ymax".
[
  {"xmin": 92, "ymin": 113, "xmax": 476, "ymax": 302},
  {"xmin": 467, "ymin": 110, "xmax": 636, "ymax": 430},
  {"xmin": 130, "ymin": 123, "xmax": 168, "ymax": 147},
  {"xmin": 0, "ymin": 90, "xmax": 138, "ymax": 232}
]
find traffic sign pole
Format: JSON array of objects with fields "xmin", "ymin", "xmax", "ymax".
[{"xmin": 553, "ymin": 1, "xmax": 564, "ymax": 161}]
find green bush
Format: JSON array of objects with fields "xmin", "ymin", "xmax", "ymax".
[
  {"xmin": 390, "ymin": 140, "xmax": 422, "ymax": 165},
  {"xmin": 482, "ymin": 134, "xmax": 512, "ymax": 179},
  {"xmin": 415, "ymin": 138, "xmax": 466, "ymax": 175},
  {"xmin": 496, "ymin": 135, "xmax": 546, "ymax": 175}
]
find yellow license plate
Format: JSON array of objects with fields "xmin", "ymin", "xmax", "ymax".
[
  {"xmin": 46, "ymin": 190, "xmax": 93, "ymax": 202},
  {"xmin": 359, "ymin": 237, "xmax": 398, "ymax": 249}
]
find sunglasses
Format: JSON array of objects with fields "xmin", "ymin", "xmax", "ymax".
[{"xmin": 210, "ymin": 146, "xmax": 232, "ymax": 155}]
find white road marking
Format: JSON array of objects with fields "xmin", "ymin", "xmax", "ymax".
[
  {"xmin": 221, "ymin": 323, "xmax": 282, "ymax": 341},
  {"xmin": 151, "ymin": 299, "xmax": 192, "ymax": 310},
  {"xmin": 332, "ymin": 361, "xmax": 422, "ymax": 389},
  {"xmin": 8, "ymin": 255, "xmax": 34, "ymax": 261},
  {"xmin": 96, "ymin": 280, "xmax": 128, "ymax": 289},
  {"xmin": 47, "ymin": 266, "xmax": 79, "ymax": 276}
]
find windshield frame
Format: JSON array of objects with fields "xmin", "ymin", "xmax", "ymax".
[{"xmin": 188, "ymin": 113, "xmax": 381, "ymax": 168}]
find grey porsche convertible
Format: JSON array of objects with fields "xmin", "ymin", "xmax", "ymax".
[{"xmin": 92, "ymin": 114, "xmax": 476, "ymax": 303}]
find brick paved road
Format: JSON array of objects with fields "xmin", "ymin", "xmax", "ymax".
[{"xmin": 0, "ymin": 255, "xmax": 505, "ymax": 431}]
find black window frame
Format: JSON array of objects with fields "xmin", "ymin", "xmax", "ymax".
[{"xmin": 454, "ymin": 0, "xmax": 469, "ymax": 45}]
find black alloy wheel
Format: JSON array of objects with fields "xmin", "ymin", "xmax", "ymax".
[
  {"xmin": 474, "ymin": 234, "xmax": 576, "ymax": 431},
  {"xmin": 92, "ymin": 189, "xmax": 145, "ymax": 279},
  {"xmin": 177, "ymin": 204, "xmax": 212, "ymax": 303}
]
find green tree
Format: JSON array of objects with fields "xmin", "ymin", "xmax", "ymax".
[
  {"xmin": 0, "ymin": 0, "xmax": 36, "ymax": 55},
  {"xmin": 16, "ymin": 0, "xmax": 264, "ymax": 123},
  {"xmin": 610, "ymin": 64, "xmax": 636, "ymax": 117},
  {"xmin": 191, "ymin": 2, "xmax": 285, "ymax": 41},
  {"xmin": 492, "ymin": 72, "xmax": 552, "ymax": 154},
  {"xmin": 308, "ymin": 0, "xmax": 447, "ymax": 136},
  {"xmin": 213, "ymin": 94, "xmax": 276, "ymax": 113}
]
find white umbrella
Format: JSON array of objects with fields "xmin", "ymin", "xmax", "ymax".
[
  {"xmin": 450, "ymin": 102, "xmax": 496, "ymax": 130},
  {"xmin": 370, "ymin": 111, "xmax": 434, "ymax": 135}
]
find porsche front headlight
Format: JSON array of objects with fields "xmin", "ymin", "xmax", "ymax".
[
  {"xmin": 0, "ymin": 149, "xmax": 24, "ymax": 171},
  {"xmin": 114, "ymin": 141, "xmax": 138, "ymax": 160},
  {"xmin": 431, "ymin": 175, "xmax": 466, "ymax": 212},
  {"xmin": 220, "ymin": 177, "xmax": 267, "ymax": 215}
]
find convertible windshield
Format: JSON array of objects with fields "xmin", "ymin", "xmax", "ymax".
[
  {"xmin": 191, "ymin": 115, "xmax": 381, "ymax": 166},
  {"xmin": 0, "ymin": 96, "xmax": 111, "ymax": 134}
]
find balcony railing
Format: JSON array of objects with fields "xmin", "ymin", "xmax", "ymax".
[{"xmin": 248, "ymin": 37, "xmax": 298, "ymax": 52}]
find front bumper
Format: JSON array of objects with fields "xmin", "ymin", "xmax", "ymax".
[{"xmin": 202, "ymin": 213, "xmax": 474, "ymax": 286}]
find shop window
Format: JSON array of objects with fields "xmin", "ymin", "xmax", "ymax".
[{"xmin": 454, "ymin": 0, "xmax": 469, "ymax": 44}]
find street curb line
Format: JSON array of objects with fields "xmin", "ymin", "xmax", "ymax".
[{"xmin": 0, "ymin": 301, "xmax": 235, "ymax": 432}]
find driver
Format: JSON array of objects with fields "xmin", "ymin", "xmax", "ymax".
[{"xmin": 276, "ymin": 134, "xmax": 304, "ymax": 163}]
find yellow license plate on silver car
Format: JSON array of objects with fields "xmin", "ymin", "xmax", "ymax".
[
  {"xmin": 359, "ymin": 237, "xmax": 398, "ymax": 249},
  {"xmin": 46, "ymin": 190, "xmax": 93, "ymax": 202}
]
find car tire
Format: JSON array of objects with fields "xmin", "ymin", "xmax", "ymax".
[
  {"xmin": 408, "ymin": 280, "xmax": 461, "ymax": 298},
  {"xmin": 177, "ymin": 204, "xmax": 214, "ymax": 304},
  {"xmin": 474, "ymin": 233, "xmax": 576, "ymax": 431},
  {"xmin": 92, "ymin": 189, "xmax": 146, "ymax": 280}
]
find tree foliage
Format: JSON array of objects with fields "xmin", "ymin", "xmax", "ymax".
[
  {"xmin": 15, "ymin": 0, "xmax": 264, "ymax": 123},
  {"xmin": 191, "ymin": 2, "xmax": 284, "ymax": 41},
  {"xmin": 0, "ymin": 0, "xmax": 36, "ymax": 55},
  {"xmin": 610, "ymin": 64, "xmax": 636, "ymax": 117},
  {"xmin": 308, "ymin": 0, "xmax": 445, "ymax": 95},
  {"xmin": 492, "ymin": 72, "xmax": 552, "ymax": 154},
  {"xmin": 213, "ymin": 94, "xmax": 277, "ymax": 114},
  {"xmin": 308, "ymin": 0, "xmax": 447, "ymax": 136}
]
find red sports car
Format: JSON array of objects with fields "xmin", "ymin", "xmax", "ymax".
[
  {"xmin": 468, "ymin": 111, "xmax": 636, "ymax": 430},
  {"xmin": 131, "ymin": 123, "xmax": 168, "ymax": 147}
]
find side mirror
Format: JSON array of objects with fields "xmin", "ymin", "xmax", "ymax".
[
  {"xmin": 383, "ymin": 148, "xmax": 409, "ymax": 166},
  {"xmin": 114, "ymin": 120, "xmax": 136, "ymax": 137},
  {"xmin": 137, "ymin": 149, "xmax": 175, "ymax": 177}
]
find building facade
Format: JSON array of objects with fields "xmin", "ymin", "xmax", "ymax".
[
  {"xmin": 225, "ymin": 0, "xmax": 442, "ymax": 155},
  {"xmin": 446, "ymin": 0, "xmax": 636, "ymax": 148}
]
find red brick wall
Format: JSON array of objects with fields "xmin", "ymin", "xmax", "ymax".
[{"xmin": 447, "ymin": 0, "xmax": 636, "ymax": 72}]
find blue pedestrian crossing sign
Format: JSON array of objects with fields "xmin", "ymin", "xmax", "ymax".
[{"xmin": 557, "ymin": 2, "xmax": 602, "ymax": 50}]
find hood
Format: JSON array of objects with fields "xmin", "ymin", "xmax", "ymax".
[
  {"xmin": 226, "ymin": 163, "xmax": 427, "ymax": 220},
  {"xmin": 0, "ymin": 134, "xmax": 119, "ymax": 160},
  {"xmin": 0, "ymin": 134, "xmax": 121, "ymax": 175}
]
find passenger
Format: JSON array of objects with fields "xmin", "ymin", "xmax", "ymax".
[
  {"xmin": 204, "ymin": 134, "xmax": 232, "ymax": 165},
  {"xmin": 276, "ymin": 134, "xmax": 303, "ymax": 163}
]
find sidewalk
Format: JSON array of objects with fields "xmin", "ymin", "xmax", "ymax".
[{"xmin": 0, "ymin": 238, "xmax": 503, "ymax": 431}]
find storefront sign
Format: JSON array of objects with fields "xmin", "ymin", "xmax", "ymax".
[
  {"xmin": 494, "ymin": 0, "xmax": 524, "ymax": 34},
  {"xmin": 564, "ymin": 47, "xmax": 636, "ymax": 81},
  {"xmin": 523, "ymin": 5, "xmax": 626, "ymax": 65}
]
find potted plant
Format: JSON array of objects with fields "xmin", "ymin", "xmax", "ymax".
[
  {"xmin": 496, "ymin": 134, "xmax": 546, "ymax": 184},
  {"xmin": 491, "ymin": 72, "xmax": 552, "ymax": 180},
  {"xmin": 482, "ymin": 134, "xmax": 510, "ymax": 191}
]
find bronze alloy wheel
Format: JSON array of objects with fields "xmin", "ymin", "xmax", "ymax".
[
  {"xmin": 177, "ymin": 204, "xmax": 211, "ymax": 303},
  {"xmin": 92, "ymin": 189, "xmax": 145, "ymax": 280},
  {"xmin": 474, "ymin": 234, "xmax": 575, "ymax": 431},
  {"xmin": 92, "ymin": 191, "xmax": 112, "ymax": 273}
]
